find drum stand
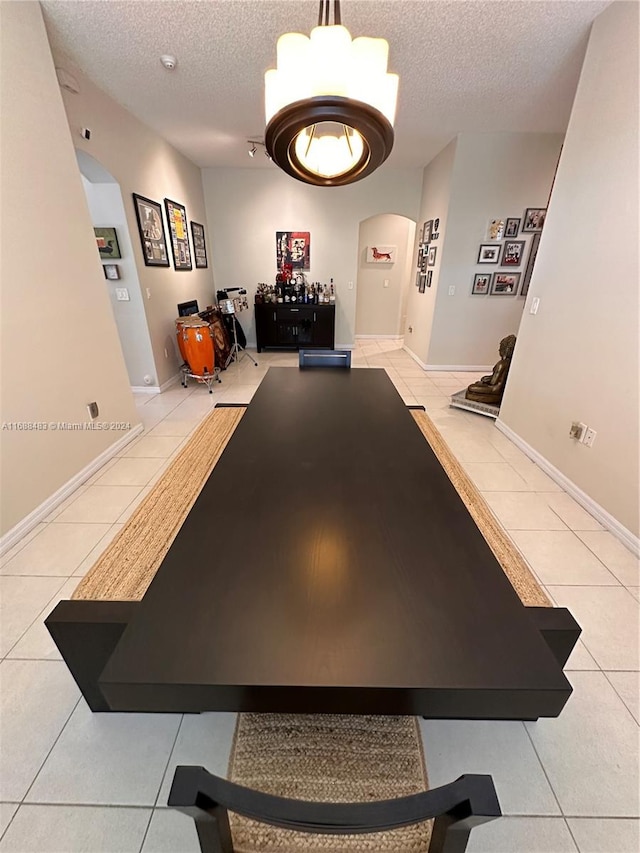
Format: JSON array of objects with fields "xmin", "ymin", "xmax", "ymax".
[
  {"xmin": 224, "ymin": 311, "xmax": 258, "ymax": 369},
  {"xmin": 180, "ymin": 364, "xmax": 221, "ymax": 394}
]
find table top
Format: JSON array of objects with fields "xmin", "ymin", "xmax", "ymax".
[{"xmin": 100, "ymin": 368, "xmax": 571, "ymax": 716}]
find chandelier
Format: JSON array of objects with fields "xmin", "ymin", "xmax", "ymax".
[{"xmin": 264, "ymin": 0, "xmax": 398, "ymax": 186}]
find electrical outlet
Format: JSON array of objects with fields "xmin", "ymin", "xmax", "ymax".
[
  {"xmin": 146, "ymin": 288, "xmax": 151, "ymax": 299},
  {"xmin": 583, "ymin": 427, "xmax": 597, "ymax": 448},
  {"xmin": 569, "ymin": 421, "xmax": 587, "ymax": 441},
  {"xmin": 530, "ymin": 297, "xmax": 540, "ymax": 314},
  {"xmin": 448, "ymin": 286, "xmax": 455, "ymax": 296},
  {"xmin": 383, "ymin": 279, "xmax": 389, "ymax": 288},
  {"xmin": 348, "ymin": 280, "xmax": 353, "ymax": 290}
]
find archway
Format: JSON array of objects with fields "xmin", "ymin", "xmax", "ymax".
[{"xmin": 355, "ymin": 214, "xmax": 416, "ymax": 339}]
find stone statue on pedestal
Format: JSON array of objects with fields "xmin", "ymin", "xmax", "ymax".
[{"xmin": 465, "ymin": 335, "xmax": 516, "ymax": 406}]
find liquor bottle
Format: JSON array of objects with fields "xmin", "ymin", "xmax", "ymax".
[{"xmin": 330, "ymin": 283, "xmax": 335, "ymax": 304}]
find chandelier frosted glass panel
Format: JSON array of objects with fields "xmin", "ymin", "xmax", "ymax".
[{"xmin": 264, "ymin": 12, "xmax": 398, "ymax": 187}]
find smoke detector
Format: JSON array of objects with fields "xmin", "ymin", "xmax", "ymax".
[{"xmin": 160, "ymin": 55, "xmax": 177, "ymax": 71}]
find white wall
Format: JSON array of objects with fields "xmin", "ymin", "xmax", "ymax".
[
  {"xmin": 0, "ymin": 1, "xmax": 139, "ymax": 535},
  {"xmin": 355, "ymin": 214, "xmax": 416, "ymax": 337},
  {"xmin": 428, "ymin": 133, "xmax": 564, "ymax": 366},
  {"xmin": 500, "ymin": 1, "xmax": 639, "ymax": 538},
  {"xmin": 403, "ymin": 139, "xmax": 457, "ymax": 365},
  {"xmin": 54, "ymin": 51, "xmax": 216, "ymax": 386},
  {"xmin": 201, "ymin": 166, "xmax": 422, "ymax": 347},
  {"xmin": 81, "ymin": 177, "xmax": 156, "ymax": 388}
]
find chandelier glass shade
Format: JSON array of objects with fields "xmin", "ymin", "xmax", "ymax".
[{"xmin": 264, "ymin": 11, "xmax": 398, "ymax": 186}]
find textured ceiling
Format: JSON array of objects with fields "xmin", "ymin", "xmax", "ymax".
[{"xmin": 41, "ymin": 0, "xmax": 610, "ymax": 170}]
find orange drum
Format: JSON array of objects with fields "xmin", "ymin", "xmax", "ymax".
[
  {"xmin": 175, "ymin": 317, "xmax": 191, "ymax": 365},
  {"xmin": 180, "ymin": 319, "xmax": 215, "ymax": 376}
]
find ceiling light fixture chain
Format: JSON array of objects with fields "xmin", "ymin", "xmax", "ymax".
[{"xmin": 264, "ymin": 0, "xmax": 398, "ymax": 186}]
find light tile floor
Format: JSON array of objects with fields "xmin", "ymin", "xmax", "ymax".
[{"xmin": 1, "ymin": 340, "xmax": 638, "ymax": 852}]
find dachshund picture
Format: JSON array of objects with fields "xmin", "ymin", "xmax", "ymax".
[{"xmin": 367, "ymin": 245, "xmax": 396, "ymax": 263}]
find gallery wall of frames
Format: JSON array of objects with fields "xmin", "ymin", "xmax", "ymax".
[{"xmin": 415, "ymin": 207, "xmax": 545, "ymax": 300}]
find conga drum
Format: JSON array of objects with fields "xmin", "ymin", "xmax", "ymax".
[
  {"xmin": 175, "ymin": 317, "xmax": 193, "ymax": 365},
  {"xmin": 180, "ymin": 319, "xmax": 215, "ymax": 376},
  {"xmin": 200, "ymin": 308, "xmax": 231, "ymax": 369}
]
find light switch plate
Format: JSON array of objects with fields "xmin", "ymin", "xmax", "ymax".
[{"xmin": 115, "ymin": 288, "xmax": 130, "ymax": 301}]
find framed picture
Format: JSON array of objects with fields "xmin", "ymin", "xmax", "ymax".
[
  {"xmin": 418, "ymin": 273, "xmax": 426, "ymax": 293},
  {"xmin": 132, "ymin": 194, "xmax": 169, "ymax": 267},
  {"xmin": 422, "ymin": 220, "xmax": 433, "ymax": 243},
  {"xmin": 420, "ymin": 253, "xmax": 428, "ymax": 273},
  {"xmin": 190, "ymin": 221, "xmax": 208, "ymax": 269},
  {"xmin": 415, "ymin": 270, "xmax": 421, "ymax": 287},
  {"xmin": 521, "ymin": 232, "xmax": 541, "ymax": 297},
  {"xmin": 472, "ymin": 273, "xmax": 490, "ymax": 295},
  {"xmin": 94, "ymin": 227, "xmax": 121, "ymax": 259},
  {"xmin": 491, "ymin": 272, "xmax": 520, "ymax": 295},
  {"xmin": 164, "ymin": 198, "xmax": 192, "ymax": 270},
  {"xmin": 477, "ymin": 244, "xmax": 501, "ymax": 264},
  {"xmin": 103, "ymin": 263, "xmax": 120, "ymax": 280},
  {"xmin": 367, "ymin": 245, "xmax": 396, "ymax": 263},
  {"xmin": 487, "ymin": 219, "xmax": 505, "ymax": 241},
  {"xmin": 505, "ymin": 218, "xmax": 521, "ymax": 238},
  {"xmin": 277, "ymin": 231, "xmax": 310, "ymax": 270},
  {"xmin": 426, "ymin": 270, "xmax": 433, "ymax": 288},
  {"xmin": 501, "ymin": 240, "xmax": 526, "ymax": 267},
  {"xmin": 523, "ymin": 208, "xmax": 547, "ymax": 232},
  {"xmin": 427, "ymin": 246, "xmax": 437, "ymax": 267}
]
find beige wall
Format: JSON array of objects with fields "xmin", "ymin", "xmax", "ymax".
[
  {"xmin": 403, "ymin": 139, "xmax": 457, "ymax": 365},
  {"xmin": 53, "ymin": 51, "xmax": 216, "ymax": 386},
  {"xmin": 355, "ymin": 214, "xmax": 416, "ymax": 337},
  {"xmin": 500, "ymin": 1, "xmax": 639, "ymax": 537},
  {"xmin": 201, "ymin": 167, "xmax": 422, "ymax": 347},
  {"xmin": 0, "ymin": 1, "xmax": 139, "ymax": 535},
  {"xmin": 428, "ymin": 132, "xmax": 564, "ymax": 366}
]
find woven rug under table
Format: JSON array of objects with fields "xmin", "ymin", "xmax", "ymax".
[{"xmin": 227, "ymin": 713, "xmax": 431, "ymax": 852}]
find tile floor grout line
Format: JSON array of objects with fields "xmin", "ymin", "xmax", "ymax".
[
  {"xmin": 1, "ymin": 576, "xmax": 70, "ymax": 659},
  {"xmin": 18, "ymin": 694, "xmax": 83, "ymax": 806},
  {"xmin": 600, "ymin": 671, "xmax": 640, "ymax": 726},
  {"xmin": 521, "ymin": 719, "xmax": 566, "ymax": 818},
  {"xmin": 562, "ymin": 815, "xmax": 582, "ymax": 852},
  {"xmin": 137, "ymin": 714, "xmax": 187, "ymax": 852}
]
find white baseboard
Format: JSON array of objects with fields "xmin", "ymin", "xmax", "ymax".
[
  {"xmin": 426, "ymin": 364, "xmax": 493, "ymax": 372},
  {"xmin": 131, "ymin": 373, "xmax": 181, "ymax": 395},
  {"xmin": 0, "ymin": 423, "xmax": 144, "ymax": 557},
  {"xmin": 131, "ymin": 385, "xmax": 159, "ymax": 394},
  {"xmin": 402, "ymin": 346, "xmax": 494, "ymax": 374},
  {"xmin": 402, "ymin": 344, "xmax": 429, "ymax": 370},
  {"xmin": 495, "ymin": 418, "xmax": 640, "ymax": 557},
  {"xmin": 355, "ymin": 335, "xmax": 404, "ymax": 340}
]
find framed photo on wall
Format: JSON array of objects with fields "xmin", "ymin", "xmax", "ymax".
[
  {"xmin": 501, "ymin": 240, "xmax": 526, "ymax": 266},
  {"xmin": 477, "ymin": 244, "xmax": 501, "ymax": 264},
  {"xmin": 521, "ymin": 232, "xmax": 541, "ymax": 297},
  {"xmin": 277, "ymin": 231, "xmax": 310, "ymax": 270},
  {"xmin": 164, "ymin": 198, "xmax": 192, "ymax": 270},
  {"xmin": 418, "ymin": 273, "xmax": 426, "ymax": 293},
  {"xmin": 94, "ymin": 227, "xmax": 121, "ymax": 259},
  {"xmin": 190, "ymin": 221, "xmax": 208, "ymax": 268},
  {"xmin": 491, "ymin": 272, "xmax": 520, "ymax": 295},
  {"xmin": 426, "ymin": 270, "xmax": 433, "ymax": 288},
  {"xmin": 523, "ymin": 208, "xmax": 546, "ymax": 232},
  {"xmin": 505, "ymin": 218, "xmax": 521, "ymax": 238},
  {"xmin": 427, "ymin": 246, "xmax": 437, "ymax": 266},
  {"xmin": 422, "ymin": 220, "xmax": 433, "ymax": 243},
  {"xmin": 472, "ymin": 273, "xmax": 490, "ymax": 295},
  {"xmin": 132, "ymin": 194, "xmax": 169, "ymax": 267}
]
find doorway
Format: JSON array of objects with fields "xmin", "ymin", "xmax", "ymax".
[
  {"xmin": 76, "ymin": 150, "xmax": 156, "ymax": 389},
  {"xmin": 355, "ymin": 214, "xmax": 416, "ymax": 339}
]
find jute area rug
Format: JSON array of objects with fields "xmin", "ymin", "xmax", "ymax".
[{"xmin": 71, "ymin": 404, "xmax": 551, "ymax": 852}]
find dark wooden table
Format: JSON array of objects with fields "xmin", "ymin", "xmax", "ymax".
[{"xmin": 49, "ymin": 368, "xmax": 579, "ymax": 718}]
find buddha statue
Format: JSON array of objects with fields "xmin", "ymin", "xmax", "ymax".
[{"xmin": 465, "ymin": 334, "xmax": 516, "ymax": 406}]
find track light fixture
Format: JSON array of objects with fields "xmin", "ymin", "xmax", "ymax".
[
  {"xmin": 247, "ymin": 140, "xmax": 272, "ymax": 161},
  {"xmin": 264, "ymin": 0, "xmax": 398, "ymax": 186}
]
